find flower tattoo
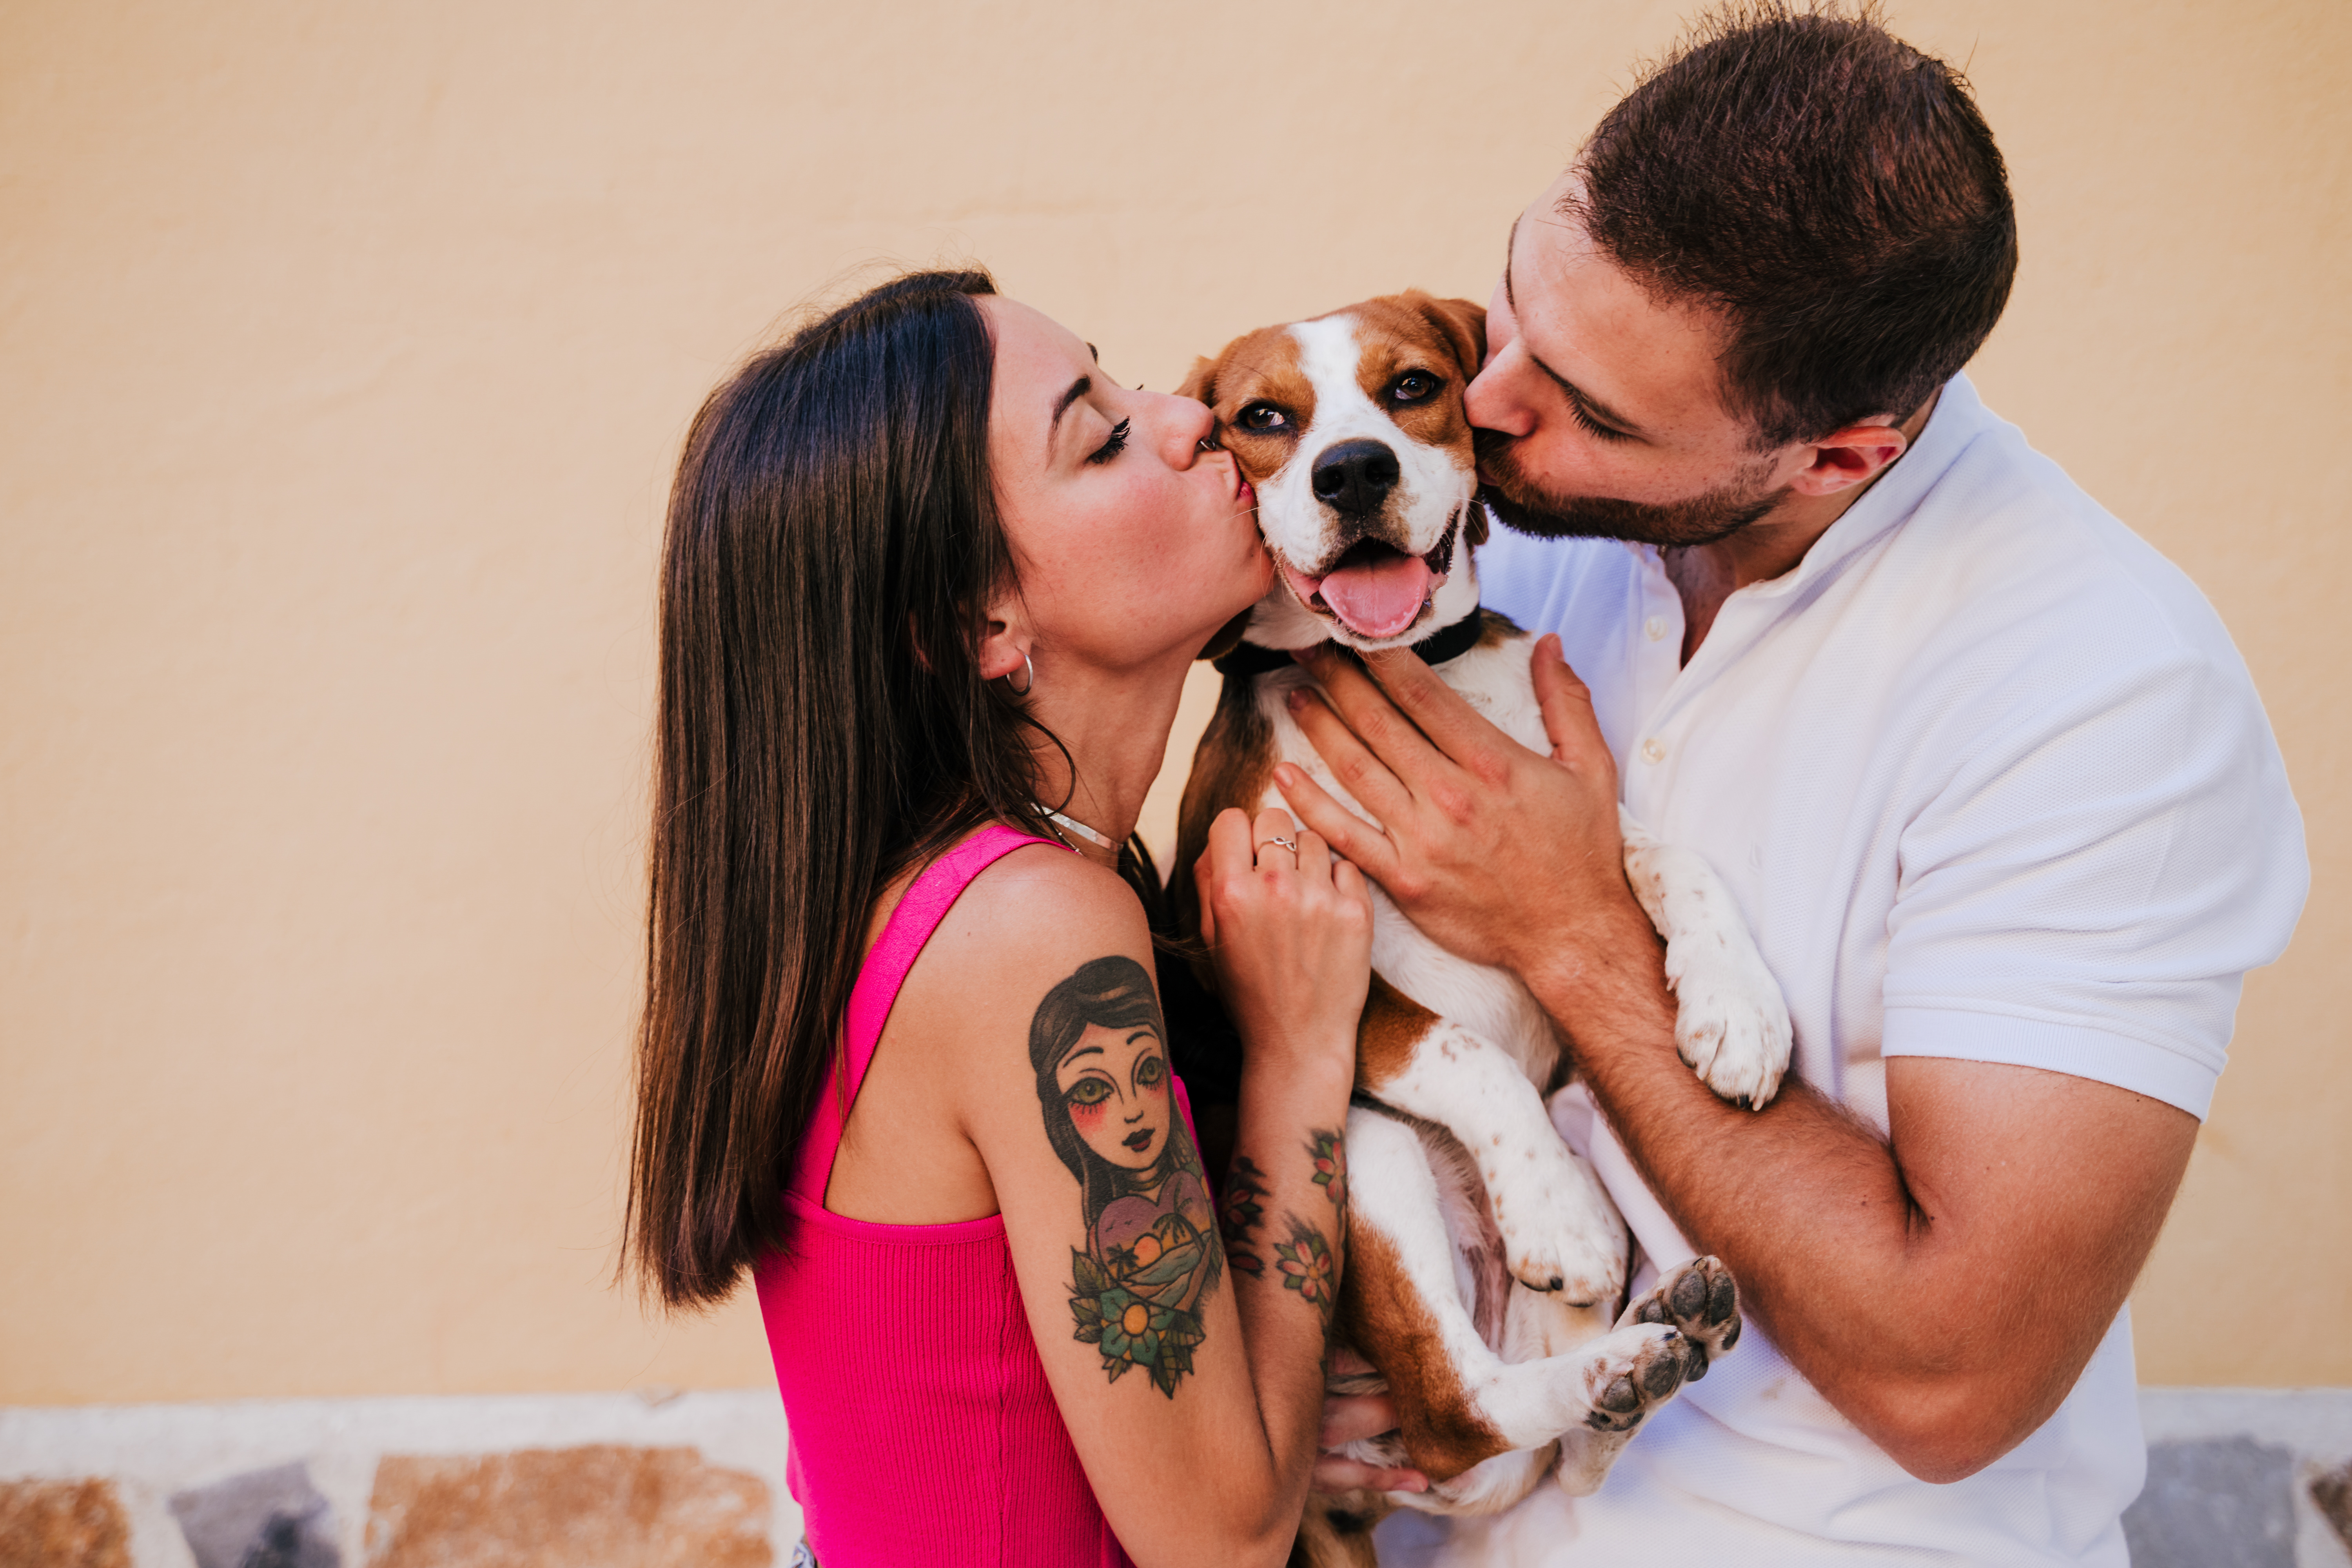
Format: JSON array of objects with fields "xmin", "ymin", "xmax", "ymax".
[
  {"xmin": 1274, "ymin": 1220, "xmax": 1336, "ymax": 1327},
  {"xmin": 1309, "ymin": 1128, "xmax": 1348, "ymax": 1229}
]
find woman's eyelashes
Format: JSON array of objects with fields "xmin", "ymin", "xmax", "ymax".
[{"xmin": 1086, "ymin": 417, "xmax": 1132, "ymax": 466}]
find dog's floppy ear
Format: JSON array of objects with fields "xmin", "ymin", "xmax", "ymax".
[
  {"xmin": 1406, "ymin": 293, "xmax": 1493, "ymax": 550},
  {"xmin": 1175, "ymin": 353, "xmax": 1221, "ymax": 407},
  {"xmin": 1412, "ymin": 293, "xmax": 1488, "ymax": 383},
  {"xmin": 1181, "ymin": 344, "xmax": 1250, "ymax": 662}
]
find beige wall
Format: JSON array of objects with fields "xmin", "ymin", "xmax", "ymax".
[{"xmin": 2, "ymin": 0, "xmax": 2344, "ymax": 1405}]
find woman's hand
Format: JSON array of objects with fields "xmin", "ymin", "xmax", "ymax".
[{"xmin": 1193, "ymin": 805, "xmax": 1373, "ymax": 1074}]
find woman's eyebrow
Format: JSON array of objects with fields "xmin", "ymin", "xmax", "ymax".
[
  {"xmin": 1127, "ymin": 1029, "xmax": 1159, "ymax": 1045},
  {"xmin": 1063, "ymin": 1044, "xmax": 1104, "ymax": 1062},
  {"xmin": 1048, "ymin": 374, "xmax": 1092, "ymax": 448}
]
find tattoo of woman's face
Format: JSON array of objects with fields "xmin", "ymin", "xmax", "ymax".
[
  {"xmin": 1030, "ymin": 956, "xmax": 1220, "ymax": 1398},
  {"xmin": 1054, "ymin": 1024, "xmax": 1172, "ymax": 1173}
]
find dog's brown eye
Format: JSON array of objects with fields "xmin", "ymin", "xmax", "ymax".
[
  {"xmin": 1236, "ymin": 403, "xmax": 1290, "ymax": 433},
  {"xmin": 1391, "ymin": 372, "xmax": 1440, "ymax": 404}
]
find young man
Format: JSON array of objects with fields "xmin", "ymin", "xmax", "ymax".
[{"xmin": 1285, "ymin": 9, "xmax": 2309, "ymax": 1564}]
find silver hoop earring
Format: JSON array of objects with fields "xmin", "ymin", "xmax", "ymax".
[{"xmin": 1005, "ymin": 652, "xmax": 1034, "ymax": 695}]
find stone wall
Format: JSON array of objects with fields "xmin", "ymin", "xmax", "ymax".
[
  {"xmin": 6, "ymin": 1388, "xmax": 2348, "ymax": 1565},
  {"xmin": 0, "ymin": 1390, "xmax": 800, "ymax": 1567},
  {"xmin": 2127, "ymin": 1390, "xmax": 2352, "ymax": 1568}
]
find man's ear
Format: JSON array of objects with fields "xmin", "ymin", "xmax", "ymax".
[
  {"xmin": 1410, "ymin": 292, "xmax": 1489, "ymax": 382},
  {"xmin": 1789, "ymin": 421, "xmax": 1910, "ymax": 498}
]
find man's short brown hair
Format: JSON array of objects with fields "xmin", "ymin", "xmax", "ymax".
[{"xmin": 1570, "ymin": 3, "xmax": 2017, "ymax": 447}]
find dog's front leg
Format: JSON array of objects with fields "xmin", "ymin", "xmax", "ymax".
[
  {"xmin": 1358, "ymin": 977, "xmax": 1624, "ymax": 1302},
  {"xmin": 1618, "ymin": 807, "xmax": 1793, "ymax": 1109},
  {"xmin": 1339, "ymin": 1109, "xmax": 1692, "ymax": 1482}
]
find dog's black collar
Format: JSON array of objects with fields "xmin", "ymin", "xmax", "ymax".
[{"xmin": 1213, "ymin": 607, "xmax": 1488, "ymax": 678}]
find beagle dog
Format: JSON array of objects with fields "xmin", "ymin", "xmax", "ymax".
[{"xmin": 1172, "ymin": 293, "xmax": 1792, "ymax": 1564}]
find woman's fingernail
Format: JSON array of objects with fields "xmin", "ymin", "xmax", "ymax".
[
  {"xmin": 1273, "ymin": 764, "xmax": 1296, "ymax": 788},
  {"xmin": 1286, "ymin": 688, "xmax": 1307, "ymax": 711}
]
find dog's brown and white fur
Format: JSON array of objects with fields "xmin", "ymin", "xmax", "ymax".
[{"xmin": 1173, "ymin": 294, "xmax": 1793, "ymax": 1566}]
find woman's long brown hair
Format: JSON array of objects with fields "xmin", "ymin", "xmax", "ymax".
[{"xmin": 626, "ymin": 267, "xmax": 1071, "ymax": 1308}]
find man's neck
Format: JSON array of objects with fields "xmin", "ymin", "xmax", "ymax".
[{"xmin": 1666, "ymin": 391, "xmax": 1938, "ymax": 664}]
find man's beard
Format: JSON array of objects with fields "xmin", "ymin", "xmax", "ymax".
[{"xmin": 1474, "ymin": 428, "xmax": 1786, "ymax": 548}]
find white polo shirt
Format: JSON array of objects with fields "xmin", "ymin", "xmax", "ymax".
[{"xmin": 1375, "ymin": 374, "xmax": 2308, "ymax": 1566}]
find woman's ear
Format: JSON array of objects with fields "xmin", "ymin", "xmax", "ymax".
[{"xmin": 976, "ymin": 593, "xmax": 1032, "ymax": 687}]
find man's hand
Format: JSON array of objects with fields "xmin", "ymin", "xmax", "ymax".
[{"xmin": 1277, "ymin": 636, "xmax": 1646, "ymax": 977}]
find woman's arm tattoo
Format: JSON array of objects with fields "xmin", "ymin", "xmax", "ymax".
[
  {"xmin": 1309, "ymin": 1127, "xmax": 1348, "ymax": 1236},
  {"xmin": 1226, "ymin": 1128, "xmax": 1348, "ymax": 1334},
  {"xmin": 1221, "ymin": 1157, "xmax": 1272, "ymax": 1276},
  {"xmin": 1033, "ymin": 956, "xmax": 1221, "ymax": 1397},
  {"xmin": 1272, "ymin": 1128, "xmax": 1347, "ymax": 1332}
]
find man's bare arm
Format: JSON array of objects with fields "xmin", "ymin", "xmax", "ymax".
[
  {"xmin": 1529, "ymin": 890, "xmax": 2194, "ymax": 1478},
  {"xmin": 1275, "ymin": 639, "xmax": 2196, "ymax": 1482}
]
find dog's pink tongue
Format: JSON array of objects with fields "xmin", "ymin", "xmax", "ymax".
[{"xmin": 1320, "ymin": 552, "xmax": 1435, "ymax": 640}]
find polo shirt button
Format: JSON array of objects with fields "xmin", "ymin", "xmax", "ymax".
[
  {"xmin": 1645, "ymin": 616, "xmax": 1667, "ymax": 641},
  {"xmin": 1641, "ymin": 737, "xmax": 1666, "ymax": 763}
]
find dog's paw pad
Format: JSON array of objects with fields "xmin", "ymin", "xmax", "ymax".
[
  {"xmin": 1623, "ymin": 1256, "xmax": 1743, "ymax": 1374},
  {"xmin": 1579, "ymin": 1322, "xmax": 1687, "ymax": 1432}
]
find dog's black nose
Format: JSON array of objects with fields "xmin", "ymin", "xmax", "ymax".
[{"xmin": 1310, "ymin": 439, "xmax": 1401, "ymax": 517}]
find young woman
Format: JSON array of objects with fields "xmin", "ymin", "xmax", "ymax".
[{"xmin": 626, "ymin": 268, "xmax": 1375, "ymax": 1566}]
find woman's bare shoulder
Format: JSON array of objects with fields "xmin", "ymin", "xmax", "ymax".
[
  {"xmin": 884, "ymin": 841, "xmax": 1158, "ymax": 1144},
  {"xmin": 929, "ymin": 842, "xmax": 1149, "ymax": 969},
  {"xmin": 891, "ymin": 840, "xmax": 1152, "ymax": 1019}
]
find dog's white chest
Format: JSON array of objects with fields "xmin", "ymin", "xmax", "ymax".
[{"xmin": 1253, "ymin": 633, "xmax": 1558, "ymax": 1082}]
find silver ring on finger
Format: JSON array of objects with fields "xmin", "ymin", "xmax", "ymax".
[{"xmin": 1257, "ymin": 835, "xmax": 1298, "ymax": 857}]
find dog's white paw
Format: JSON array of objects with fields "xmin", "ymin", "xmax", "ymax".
[
  {"xmin": 1664, "ymin": 929, "xmax": 1791, "ymax": 1110},
  {"xmin": 1575, "ymin": 1321, "xmax": 1694, "ymax": 1434},
  {"xmin": 1484, "ymin": 1143, "xmax": 1626, "ymax": 1303},
  {"xmin": 1618, "ymin": 1255, "xmax": 1742, "ymax": 1380}
]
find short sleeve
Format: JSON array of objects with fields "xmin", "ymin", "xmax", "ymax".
[{"xmin": 1880, "ymin": 650, "xmax": 2307, "ymax": 1118}]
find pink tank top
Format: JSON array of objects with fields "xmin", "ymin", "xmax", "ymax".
[{"xmin": 755, "ymin": 824, "xmax": 1188, "ymax": 1568}]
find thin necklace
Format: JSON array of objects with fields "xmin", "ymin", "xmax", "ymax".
[{"xmin": 1033, "ymin": 802, "xmax": 1119, "ymax": 852}]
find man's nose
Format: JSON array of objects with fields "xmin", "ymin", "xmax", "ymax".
[{"xmin": 1464, "ymin": 349, "xmax": 1535, "ymax": 439}]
